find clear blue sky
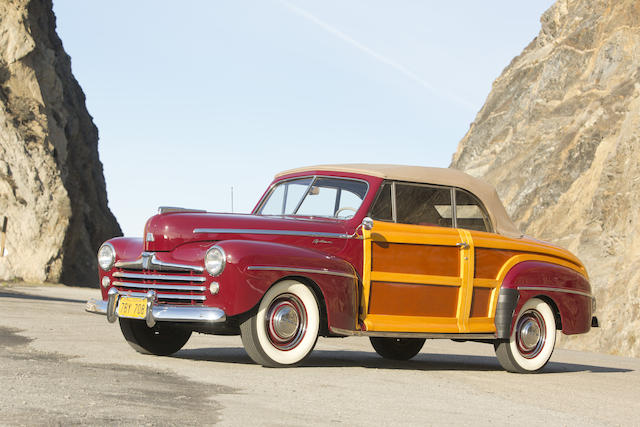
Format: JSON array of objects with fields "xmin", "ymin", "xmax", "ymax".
[{"xmin": 52, "ymin": 1, "xmax": 554, "ymax": 236}]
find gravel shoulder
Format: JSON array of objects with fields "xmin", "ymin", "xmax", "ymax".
[{"xmin": 1, "ymin": 283, "xmax": 639, "ymax": 426}]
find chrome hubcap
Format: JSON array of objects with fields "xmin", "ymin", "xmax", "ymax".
[
  {"xmin": 516, "ymin": 310, "xmax": 546, "ymax": 359},
  {"xmin": 520, "ymin": 320, "xmax": 541, "ymax": 350},
  {"xmin": 266, "ymin": 294, "xmax": 307, "ymax": 350},
  {"xmin": 271, "ymin": 302, "xmax": 300, "ymax": 340}
]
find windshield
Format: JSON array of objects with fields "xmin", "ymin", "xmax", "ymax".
[{"xmin": 259, "ymin": 177, "xmax": 368, "ymax": 219}]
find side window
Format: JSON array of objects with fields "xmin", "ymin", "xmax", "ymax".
[
  {"xmin": 455, "ymin": 189, "xmax": 491, "ymax": 232},
  {"xmin": 395, "ymin": 183, "xmax": 452, "ymax": 227},
  {"xmin": 369, "ymin": 182, "xmax": 393, "ymax": 221}
]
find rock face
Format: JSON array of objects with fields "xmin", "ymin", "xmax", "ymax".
[
  {"xmin": 0, "ymin": 0, "xmax": 121, "ymax": 285},
  {"xmin": 452, "ymin": 0, "xmax": 640, "ymax": 356}
]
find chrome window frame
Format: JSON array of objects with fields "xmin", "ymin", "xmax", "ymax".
[
  {"xmin": 389, "ymin": 181, "xmax": 455, "ymax": 228},
  {"xmin": 453, "ymin": 187, "xmax": 494, "ymax": 233},
  {"xmin": 255, "ymin": 175, "xmax": 370, "ymax": 220},
  {"xmin": 368, "ymin": 180, "xmax": 495, "ymax": 232},
  {"xmin": 366, "ymin": 180, "xmax": 394, "ymax": 222}
]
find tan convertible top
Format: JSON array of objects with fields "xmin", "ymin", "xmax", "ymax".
[{"xmin": 277, "ymin": 164, "xmax": 522, "ymax": 238}]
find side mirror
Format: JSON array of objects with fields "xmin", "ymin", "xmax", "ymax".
[{"xmin": 362, "ymin": 217, "xmax": 374, "ymax": 231}]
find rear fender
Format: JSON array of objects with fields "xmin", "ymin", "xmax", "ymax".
[{"xmin": 496, "ymin": 261, "xmax": 592, "ymax": 337}]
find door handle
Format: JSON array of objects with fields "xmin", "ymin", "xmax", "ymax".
[{"xmin": 456, "ymin": 242, "xmax": 470, "ymax": 250}]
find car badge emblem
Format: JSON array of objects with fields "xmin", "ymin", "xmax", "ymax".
[{"xmin": 312, "ymin": 239, "xmax": 332, "ymax": 245}]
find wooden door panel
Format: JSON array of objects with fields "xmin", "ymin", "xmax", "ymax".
[
  {"xmin": 368, "ymin": 281, "xmax": 459, "ymax": 317},
  {"xmin": 362, "ymin": 222, "xmax": 469, "ymax": 333},
  {"xmin": 371, "ymin": 243, "xmax": 460, "ymax": 277}
]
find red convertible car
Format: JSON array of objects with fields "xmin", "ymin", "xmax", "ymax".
[{"xmin": 86, "ymin": 164, "xmax": 597, "ymax": 372}]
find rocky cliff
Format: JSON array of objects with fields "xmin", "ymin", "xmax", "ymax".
[
  {"xmin": 452, "ymin": 0, "xmax": 640, "ymax": 356},
  {"xmin": 0, "ymin": 0, "xmax": 121, "ymax": 285}
]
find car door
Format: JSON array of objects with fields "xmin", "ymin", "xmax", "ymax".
[{"xmin": 361, "ymin": 182, "xmax": 475, "ymax": 334}]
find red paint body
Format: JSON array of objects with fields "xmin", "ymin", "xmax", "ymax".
[
  {"xmin": 98, "ymin": 169, "xmax": 593, "ymax": 337},
  {"xmin": 501, "ymin": 261, "xmax": 592, "ymax": 335}
]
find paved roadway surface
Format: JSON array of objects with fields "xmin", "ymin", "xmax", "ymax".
[{"xmin": 1, "ymin": 283, "xmax": 639, "ymax": 426}]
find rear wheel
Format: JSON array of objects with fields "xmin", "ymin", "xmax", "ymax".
[
  {"xmin": 240, "ymin": 280, "xmax": 320, "ymax": 367},
  {"xmin": 494, "ymin": 298, "xmax": 556, "ymax": 373},
  {"xmin": 119, "ymin": 318, "xmax": 191, "ymax": 356},
  {"xmin": 370, "ymin": 337, "xmax": 426, "ymax": 361}
]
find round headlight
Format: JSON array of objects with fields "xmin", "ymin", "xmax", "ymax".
[
  {"xmin": 205, "ymin": 246, "xmax": 226, "ymax": 276},
  {"xmin": 97, "ymin": 243, "xmax": 115, "ymax": 271}
]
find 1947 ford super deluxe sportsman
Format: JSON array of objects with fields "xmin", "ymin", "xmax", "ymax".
[{"xmin": 86, "ymin": 164, "xmax": 597, "ymax": 372}]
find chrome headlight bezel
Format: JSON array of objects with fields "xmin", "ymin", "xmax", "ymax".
[
  {"xmin": 205, "ymin": 246, "xmax": 226, "ymax": 276},
  {"xmin": 97, "ymin": 243, "xmax": 116, "ymax": 272}
]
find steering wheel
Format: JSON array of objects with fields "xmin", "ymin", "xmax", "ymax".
[{"xmin": 334, "ymin": 207, "xmax": 357, "ymax": 218}]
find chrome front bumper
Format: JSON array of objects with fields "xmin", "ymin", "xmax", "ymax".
[{"xmin": 85, "ymin": 288, "xmax": 226, "ymax": 328}]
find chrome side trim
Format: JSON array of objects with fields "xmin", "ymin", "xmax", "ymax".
[
  {"xmin": 115, "ymin": 252, "xmax": 204, "ymax": 273},
  {"xmin": 329, "ymin": 327, "xmax": 495, "ymax": 339},
  {"xmin": 85, "ymin": 297, "xmax": 226, "ymax": 324},
  {"xmin": 517, "ymin": 286, "xmax": 592, "ymax": 298},
  {"xmin": 113, "ymin": 281, "xmax": 206, "ymax": 292},
  {"xmin": 113, "ymin": 272, "xmax": 206, "ymax": 282},
  {"xmin": 247, "ymin": 266, "xmax": 356, "ymax": 279},
  {"xmin": 192, "ymin": 228, "xmax": 352, "ymax": 239}
]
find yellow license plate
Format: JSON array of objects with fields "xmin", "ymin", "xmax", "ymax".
[{"xmin": 118, "ymin": 296, "xmax": 148, "ymax": 319}]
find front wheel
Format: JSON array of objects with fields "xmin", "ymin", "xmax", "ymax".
[
  {"xmin": 240, "ymin": 280, "xmax": 320, "ymax": 367},
  {"xmin": 119, "ymin": 318, "xmax": 191, "ymax": 356},
  {"xmin": 494, "ymin": 298, "xmax": 557, "ymax": 373},
  {"xmin": 370, "ymin": 337, "xmax": 426, "ymax": 360}
]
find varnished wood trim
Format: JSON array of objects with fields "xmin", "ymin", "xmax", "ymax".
[
  {"xmin": 371, "ymin": 271, "xmax": 461, "ymax": 287},
  {"xmin": 474, "ymin": 246, "xmax": 585, "ymax": 279},
  {"xmin": 470, "ymin": 287, "xmax": 493, "ymax": 318},
  {"xmin": 475, "ymin": 248, "xmax": 520, "ymax": 279},
  {"xmin": 363, "ymin": 314, "xmax": 459, "ymax": 333},
  {"xmin": 330, "ymin": 327, "xmax": 494, "ymax": 339},
  {"xmin": 473, "ymin": 278, "xmax": 499, "ymax": 288},
  {"xmin": 372, "ymin": 242, "xmax": 459, "ymax": 277},
  {"xmin": 368, "ymin": 281, "xmax": 459, "ymax": 317}
]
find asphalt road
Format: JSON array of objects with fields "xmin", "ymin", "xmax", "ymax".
[{"xmin": 1, "ymin": 283, "xmax": 639, "ymax": 426}]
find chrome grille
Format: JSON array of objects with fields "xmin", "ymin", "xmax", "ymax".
[{"xmin": 112, "ymin": 253, "xmax": 206, "ymax": 305}]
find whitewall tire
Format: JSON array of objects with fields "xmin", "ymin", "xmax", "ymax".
[
  {"xmin": 495, "ymin": 297, "xmax": 557, "ymax": 373},
  {"xmin": 240, "ymin": 280, "xmax": 320, "ymax": 367}
]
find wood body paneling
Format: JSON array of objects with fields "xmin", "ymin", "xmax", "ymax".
[
  {"xmin": 474, "ymin": 248, "xmax": 520, "ymax": 279},
  {"xmin": 372, "ymin": 242, "xmax": 459, "ymax": 277},
  {"xmin": 369, "ymin": 281, "xmax": 459, "ymax": 317},
  {"xmin": 470, "ymin": 287, "xmax": 493, "ymax": 317}
]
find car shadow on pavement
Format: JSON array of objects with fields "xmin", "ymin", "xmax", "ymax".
[
  {"xmin": 174, "ymin": 347, "xmax": 632, "ymax": 373},
  {"xmin": 0, "ymin": 291, "xmax": 86, "ymax": 304}
]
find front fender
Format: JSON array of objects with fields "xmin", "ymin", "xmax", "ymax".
[
  {"xmin": 215, "ymin": 240, "xmax": 358, "ymax": 330},
  {"xmin": 99, "ymin": 237, "xmax": 143, "ymax": 299}
]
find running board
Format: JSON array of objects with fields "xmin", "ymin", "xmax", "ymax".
[{"xmin": 330, "ymin": 327, "xmax": 496, "ymax": 340}]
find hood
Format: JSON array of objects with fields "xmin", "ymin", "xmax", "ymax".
[{"xmin": 144, "ymin": 212, "xmax": 353, "ymax": 251}]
